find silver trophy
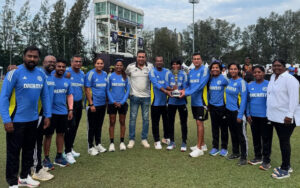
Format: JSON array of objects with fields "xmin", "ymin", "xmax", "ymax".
[{"xmin": 171, "ymin": 70, "xmax": 181, "ymax": 97}]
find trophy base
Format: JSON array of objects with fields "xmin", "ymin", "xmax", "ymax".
[{"xmin": 171, "ymin": 90, "xmax": 181, "ymax": 97}]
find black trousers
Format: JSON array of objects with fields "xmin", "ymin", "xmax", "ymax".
[
  {"xmin": 65, "ymin": 100, "xmax": 83, "ymax": 153},
  {"xmin": 272, "ymin": 121, "xmax": 295, "ymax": 171},
  {"xmin": 209, "ymin": 105, "xmax": 228, "ymax": 150},
  {"xmin": 33, "ymin": 116, "xmax": 45, "ymax": 173},
  {"xmin": 226, "ymin": 109, "xmax": 248, "ymax": 159},
  {"xmin": 168, "ymin": 104, "xmax": 188, "ymax": 143},
  {"xmin": 250, "ymin": 117, "xmax": 273, "ymax": 163},
  {"xmin": 6, "ymin": 120, "xmax": 38, "ymax": 186},
  {"xmin": 87, "ymin": 105, "xmax": 106, "ymax": 148},
  {"xmin": 151, "ymin": 105, "xmax": 169, "ymax": 142}
]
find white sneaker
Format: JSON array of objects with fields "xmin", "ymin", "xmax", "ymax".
[
  {"xmin": 201, "ymin": 144, "xmax": 208, "ymax": 151},
  {"xmin": 120, "ymin": 142, "xmax": 126, "ymax": 151},
  {"xmin": 42, "ymin": 166, "xmax": 49, "ymax": 172},
  {"xmin": 141, "ymin": 139, "xmax": 150, "ymax": 148},
  {"xmin": 154, "ymin": 141, "xmax": 162, "ymax": 149},
  {"xmin": 88, "ymin": 147, "xmax": 99, "ymax": 156},
  {"xmin": 32, "ymin": 168, "xmax": 54, "ymax": 181},
  {"xmin": 65, "ymin": 152, "xmax": 76, "ymax": 164},
  {"xmin": 109, "ymin": 143, "xmax": 115, "ymax": 152},
  {"xmin": 190, "ymin": 145, "xmax": 198, "ymax": 151},
  {"xmin": 189, "ymin": 148, "xmax": 204, "ymax": 158},
  {"xmin": 9, "ymin": 185, "xmax": 18, "ymax": 188},
  {"xmin": 161, "ymin": 138, "xmax": 170, "ymax": 145},
  {"xmin": 95, "ymin": 144, "xmax": 107, "ymax": 153},
  {"xmin": 18, "ymin": 175, "xmax": 40, "ymax": 187},
  {"xmin": 71, "ymin": 149, "xmax": 80, "ymax": 158},
  {"xmin": 127, "ymin": 140, "xmax": 135, "ymax": 149}
]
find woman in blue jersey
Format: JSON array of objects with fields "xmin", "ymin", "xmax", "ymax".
[
  {"xmin": 166, "ymin": 59, "xmax": 188, "ymax": 151},
  {"xmin": 225, "ymin": 63, "xmax": 248, "ymax": 165},
  {"xmin": 207, "ymin": 61, "xmax": 229, "ymax": 157},
  {"xmin": 107, "ymin": 60, "xmax": 130, "ymax": 152},
  {"xmin": 246, "ymin": 66, "xmax": 273, "ymax": 169},
  {"xmin": 84, "ymin": 57, "xmax": 108, "ymax": 156}
]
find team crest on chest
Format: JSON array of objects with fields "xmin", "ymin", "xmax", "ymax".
[
  {"xmin": 64, "ymin": 82, "xmax": 68, "ymax": 87},
  {"xmin": 233, "ymin": 83, "xmax": 237, "ymax": 86},
  {"xmin": 37, "ymin": 76, "xmax": 42, "ymax": 82},
  {"xmin": 262, "ymin": 87, "xmax": 267, "ymax": 91},
  {"xmin": 217, "ymin": 80, "xmax": 221, "ymax": 85}
]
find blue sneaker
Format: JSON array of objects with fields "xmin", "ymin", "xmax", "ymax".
[
  {"xmin": 219, "ymin": 149, "xmax": 228, "ymax": 157},
  {"xmin": 54, "ymin": 156, "xmax": 69, "ymax": 167},
  {"xmin": 209, "ymin": 148, "xmax": 220, "ymax": 156},
  {"xmin": 43, "ymin": 157, "xmax": 54, "ymax": 170},
  {"xmin": 272, "ymin": 168, "xmax": 290, "ymax": 179},
  {"xmin": 180, "ymin": 142, "xmax": 187, "ymax": 152},
  {"xmin": 166, "ymin": 142, "xmax": 175, "ymax": 150}
]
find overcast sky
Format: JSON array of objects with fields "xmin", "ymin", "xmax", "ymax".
[{"xmin": 2, "ymin": 0, "xmax": 300, "ymax": 32}]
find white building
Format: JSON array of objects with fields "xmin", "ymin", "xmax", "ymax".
[{"xmin": 93, "ymin": 0, "xmax": 144, "ymax": 56}]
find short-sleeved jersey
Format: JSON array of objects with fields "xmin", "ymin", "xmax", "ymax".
[
  {"xmin": 85, "ymin": 69, "xmax": 107, "ymax": 106},
  {"xmin": 149, "ymin": 67, "xmax": 169, "ymax": 106},
  {"xmin": 65, "ymin": 67, "xmax": 84, "ymax": 101},
  {"xmin": 166, "ymin": 70, "xmax": 188, "ymax": 105},
  {"xmin": 107, "ymin": 72, "xmax": 130, "ymax": 105},
  {"xmin": 208, "ymin": 74, "xmax": 228, "ymax": 107},
  {"xmin": 52, "ymin": 76, "xmax": 73, "ymax": 115}
]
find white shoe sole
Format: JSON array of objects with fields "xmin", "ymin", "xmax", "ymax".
[{"xmin": 53, "ymin": 162, "xmax": 67, "ymax": 167}]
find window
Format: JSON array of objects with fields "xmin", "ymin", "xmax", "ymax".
[
  {"xmin": 137, "ymin": 14, "xmax": 143, "ymax": 24},
  {"xmin": 109, "ymin": 3, "xmax": 116, "ymax": 16},
  {"xmin": 124, "ymin": 9, "xmax": 130, "ymax": 20},
  {"xmin": 130, "ymin": 12, "xmax": 137, "ymax": 22},
  {"xmin": 95, "ymin": 2, "xmax": 107, "ymax": 15},
  {"xmin": 118, "ymin": 6, "xmax": 123, "ymax": 18}
]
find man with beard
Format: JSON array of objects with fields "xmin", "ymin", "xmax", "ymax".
[
  {"xmin": 0, "ymin": 46, "xmax": 51, "ymax": 188},
  {"xmin": 43, "ymin": 60, "xmax": 73, "ymax": 168},
  {"xmin": 31, "ymin": 56, "xmax": 56, "ymax": 181}
]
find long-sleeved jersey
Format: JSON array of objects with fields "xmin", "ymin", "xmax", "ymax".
[
  {"xmin": 149, "ymin": 67, "xmax": 169, "ymax": 106},
  {"xmin": 107, "ymin": 72, "xmax": 130, "ymax": 105},
  {"xmin": 166, "ymin": 70, "xmax": 188, "ymax": 105},
  {"xmin": 65, "ymin": 67, "xmax": 84, "ymax": 101},
  {"xmin": 185, "ymin": 65, "xmax": 210, "ymax": 107},
  {"xmin": 52, "ymin": 76, "xmax": 73, "ymax": 115},
  {"xmin": 208, "ymin": 74, "xmax": 228, "ymax": 107},
  {"xmin": 84, "ymin": 69, "xmax": 107, "ymax": 106},
  {"xmin": 225, "ymin": 78, "xmax": 247, "ymax": 119},
  {"xmin": 0, "ymin": 64, "xmax": 51, "ymax": 123},
  {"xmin": 246, "ymin": 80, "xmax": 268, "ymax": 118}
]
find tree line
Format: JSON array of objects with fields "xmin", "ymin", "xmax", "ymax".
[
  {"xmin": 144, "ymin": 10, "xmax": 300, "ymax": 68},
  {"xmin": 1, "ymin": 0, "xmax": 299, "ymax": 72}
]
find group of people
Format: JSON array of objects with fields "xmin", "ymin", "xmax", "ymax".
[{"xmin": 0, "ymin": 46, "xmax": 299, "ymax": 188}]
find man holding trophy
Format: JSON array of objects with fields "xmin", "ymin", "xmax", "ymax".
[
  {"xmin": 149, "ymin": 56, "xmax": 172, "ymax": 149},
  {"xmin": 165, "ymin": 59, "xmax": 189, "ymax": 151}
]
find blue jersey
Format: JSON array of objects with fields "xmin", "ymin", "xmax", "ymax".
[
  {"xmin": 52, "ymin": 76, "xmax": 73, "ymax": 115},
  {"xmin": 85, "ymin": 69, "xmax": 107, "ymax": 106},
  {"xmin": 40, "ymin": 68, "xmax": 55, "ymax": 108},
  {"xmin": 185, "ymin": 65, "xmax": 210, "ymax": 107},
  {"xmin": 208, "ymin": 75, "xmax": 228, "ymax": 107},
  {"xmin": 166, "ymin": 70, "xmax": 188, "ymax": 105},
  {"xmin": 0, "ymin": 64, "xmax": 51, "ymax": 123},
  {"xmin": 225, "ymin": 78, "xmax": 247, "ymax": 119},
  {"xmin": 246, "ymin": 80, "xmax": 269, "ymax": 118},
  {"xmin": 65, "ymin": 67, "xmax": 84, "ymax": 101},
  {"xmin": 149, "ymin": 68, "xmax": 169, "ymax": 106},
  {"xmin": 107, "ymin": 72, "xmax": 130, "ymax": 105}
]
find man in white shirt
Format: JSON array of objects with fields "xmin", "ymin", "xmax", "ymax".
[
  {"xmin": 125, "ymin": 50, "xmax": 153, "ymax": 148},
  {"xmin": 267, "ymin": 59, "xmax": 299, "ymax": 179}
]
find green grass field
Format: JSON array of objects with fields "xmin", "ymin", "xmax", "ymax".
[{"xmin": 0, "ymin": 81, "xmax": 300, "ymax": 187}]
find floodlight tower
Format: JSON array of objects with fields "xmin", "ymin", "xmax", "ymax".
[{"xmin": 189, "ymin": 0, "xmax": 199, "ymax": 53}]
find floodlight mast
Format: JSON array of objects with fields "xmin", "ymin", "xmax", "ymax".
[{"xmin": 189, "ymin": 0, "xmax": 200, "ymax": 53}]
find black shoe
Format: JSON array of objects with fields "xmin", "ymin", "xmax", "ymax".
[
  {"xmin": 238, "ymin": 158, "xmax": 247, "ymax": 165},
  {"xmin": 259, "ymin": 162, "xmax": 271, "ymax": 171},
  {"xmin": 248, "ymin": 158, "xmax": 262, "ymax": 165},
  {"xmin": 227, "ymin": 153, "xmax": 240, "ymax": 160}
]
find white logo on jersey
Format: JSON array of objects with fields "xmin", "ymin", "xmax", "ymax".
[
  {"xmin": 37, "ymin": 76, "xmax": 42, "ymax": 82},
  {"xmin": 95, "ymin": 79, "xmax": 98, "ymax": 82},
  {"xmin": 81, "ymin": 78, "xmax": 84, "ymax": 82},
  {"xmin": 197, "ymin": 73, "xmax": 200, "ymax": 77},
  {"xmin": 71, "ymin": 77, "xmax": 74, "ymax": 80},
  {"xmin": 23, "ymin": 76, "xmax": 27, "ymax": 80},
  {"xmin": 251, "ymin": 88, "xmax": 254, "ymax": 90},
  {"xmin": 217, "ymin": 80, "xmax": 221, "ymax": 85},
  {"xmin": 262, "ymin": 87, "xmax": 267, "ymax": 91},
  {"xmin": 64, "ymin": 82, "xmax": 68, "ymax": 87},
  {"xmin": 233, "ymin": 83, "xmax": 237, "ymax": 86}
]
